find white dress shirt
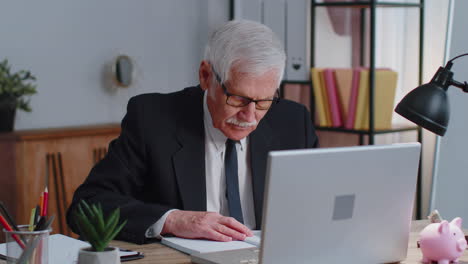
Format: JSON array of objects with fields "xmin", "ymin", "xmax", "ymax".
[{"xmin": 145, "ymin": 91, "xmax": 256, "ymax": 238}]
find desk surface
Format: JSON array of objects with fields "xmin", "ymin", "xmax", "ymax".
[
  {"xmin": 109, "ymin": 221, "xmax": 468, "ymax": 264},
  {"xmin": 0, "ymin": 220, "xmax": 464, "ymax": 263}
]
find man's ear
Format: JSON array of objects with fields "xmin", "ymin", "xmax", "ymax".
[{"xmin": 199, "ymin": 61, "xmax": 211, "ymax": 91}]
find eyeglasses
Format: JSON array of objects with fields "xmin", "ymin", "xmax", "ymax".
[{"xmin": 212, "ymin": 68, "xmax": 280, "ymax": 110}]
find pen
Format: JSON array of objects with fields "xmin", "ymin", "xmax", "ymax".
[
  {"xmin": 34, "ymin": 217, "xmax": 45, "ymax": 232},
  {"xmin": 0, "ymin": 202, "xmax": 27, "ymax": 244},
  {"xmin": 34, "ymin": 205, "xmax": 40, "ymax": 225},
  {"xmin": 0, "ymin": 214, "xmax": 25, "ymax": 249},
  {"xmin": 0, "ymin": 202, "xmax": 19, "ymax": 231},
  {"xmin": 41, "ymin": 215, "xmax": 55, "ymax": 231},
  {"xmin": 34, "ymin": 215, "xmax": 53, "ymax": 231}
]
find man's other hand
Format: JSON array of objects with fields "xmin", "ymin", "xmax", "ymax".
[{"xmin": 161, "ymin": 210, "xmax": 254, "ymax": 242}]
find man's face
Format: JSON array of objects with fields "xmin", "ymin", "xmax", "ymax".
[{"xmin": 199, "ymin": 61, "xmax": 279, "ymax": 141}]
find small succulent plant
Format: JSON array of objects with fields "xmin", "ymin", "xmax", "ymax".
[{"xmin": 74, "ymin": 200, "xmax": 127, "ymax": 252}]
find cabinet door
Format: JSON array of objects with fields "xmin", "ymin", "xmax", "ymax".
[
  {"xmin": 0, "ymin": 126, "xmax": 120, "ymax": 242},
  {"xmin": 11, "ymin": 134, "xmax": 118, "ymax": 238},
  {"xmin": 16, "ymin": 140, "xmax": 59, "ymax": 235},
  {"xmin": 53, "ymin": 134, "xmax": 118, "ymax": 237},
  {"xmin": 0, "ymin": 140, "xmax": 21, "ymax": 243}
]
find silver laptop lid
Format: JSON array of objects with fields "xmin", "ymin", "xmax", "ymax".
[{"xmin": 260, "ymin": 143, "xmax": 421, "ymax": 264}]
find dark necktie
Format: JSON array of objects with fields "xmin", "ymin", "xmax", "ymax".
[{"xmin": 225, "ymin": 139, "xmax": 244, "ymax": 223}]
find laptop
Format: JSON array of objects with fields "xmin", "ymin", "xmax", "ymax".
[{"xmin": 191, "ymin": 143, "xmax": 421, "ymax": 264}]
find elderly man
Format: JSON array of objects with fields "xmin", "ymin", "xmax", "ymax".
[{"xmin": 67, "ymin": 20, "xmax": 318, "ymax": 244}]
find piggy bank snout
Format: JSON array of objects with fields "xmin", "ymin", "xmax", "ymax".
[{"xmin": 457, "ymin": 237, "xmax": 467, "ymax": 252}]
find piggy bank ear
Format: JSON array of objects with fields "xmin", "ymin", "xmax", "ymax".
[
  {"xmin": 439, "ymin": 220, "xmax": 450, "ymax": 234},
  {"xmin": 451, "ymin": 217, "xmax": 463, "ymax": 228}
]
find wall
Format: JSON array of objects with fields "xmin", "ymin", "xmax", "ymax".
[
  {"xmin": 0, "ymin": 0, "xmax": 228, "ymax": 130},
  {"xmin": 419, "ymin": 0, "xmax": 450, "ymax": 218},
  {"xmin": 0, "ymin": 1, "xmax": 451, "ymax": 218},
  {"xmin": 431, "ymin": 0, "xmax": 468, "ymax": 221}
]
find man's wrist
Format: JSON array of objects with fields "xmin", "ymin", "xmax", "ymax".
[
  {"xmin": 161, "ymin": 210, "xmax": 178, "ymax": 235},
  {"xmin": 145, "ymin": 209, "xmax": 178, "ymax": 239}
]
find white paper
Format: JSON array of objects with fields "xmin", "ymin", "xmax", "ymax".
[{"xmin": 0, "ymin": 234, "xmax": 138, "ymax": 263}]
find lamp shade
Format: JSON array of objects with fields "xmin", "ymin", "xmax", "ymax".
[{"xmin": 395, "ymin": 82, "xmax": 449, "ymax": 136}]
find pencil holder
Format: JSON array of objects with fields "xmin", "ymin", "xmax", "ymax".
[{"xmin": 4, "ymin": 225, "xmax": 50, "ymax": 264}]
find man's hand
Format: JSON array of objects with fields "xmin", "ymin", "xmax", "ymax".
[{"xmin": 161, "ymin": 210, "xmax": 253, "ymax": 242}]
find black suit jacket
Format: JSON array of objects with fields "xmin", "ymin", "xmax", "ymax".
[{"xmin": 67, "ymin": 86, "xmax": 317, "ymax": 244}]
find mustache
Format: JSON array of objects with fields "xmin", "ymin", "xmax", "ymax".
[{"xmin": 226, "ymin": 117, "xmax": 257, "ymax": 127}]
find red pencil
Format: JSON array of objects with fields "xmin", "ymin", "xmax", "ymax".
[
  {"xmin": 41, "ymin": 187, "xmax": 49, "ymax": 217},
  {"xmin": 0, "ymin": 214, "xmax": 25, "ymax": 249}
]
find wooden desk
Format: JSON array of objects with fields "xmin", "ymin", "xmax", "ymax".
[
  {"xmin": 0, "ymin": 220, "xmax": 465, "ymax": 263},
  {"xmin": 103, "ymin": 220, "xmax": 468, "ymax": 263}
]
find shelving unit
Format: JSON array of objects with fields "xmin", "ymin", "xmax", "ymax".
[
  {"xmin": 311, "ymin": 0, "xmax": 423, "ymax": 144},
  {"xmin": 228, "ymin": 0, "xmax": 425, "ymax": 218},
  {"xmin": 310, "ymin": 0, "xmax": 424, "ymax": 218},
  {"xmin": 278, "ymin": 80, "xmax": 311, "ymax": 98}
]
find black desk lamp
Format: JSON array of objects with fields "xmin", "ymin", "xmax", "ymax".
[{"xmin": 395, "ymin": 53, "xmax": 468, "ymax": 136}]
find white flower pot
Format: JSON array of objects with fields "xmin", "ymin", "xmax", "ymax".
[{"xmin": 77, "ymin": 247, "xmax": 120, "ymax": 264}]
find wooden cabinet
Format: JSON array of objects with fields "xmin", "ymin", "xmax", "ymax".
[{"xmin": 0, "ymin": 124, "xmax": 120, "ymax": 241}]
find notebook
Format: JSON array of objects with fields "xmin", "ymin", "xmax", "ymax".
[
  {"xmin": 0, "ymin": 234, "xmax": 143, "ymax": 263},
  {"xmin": 192, "ymin": 143, "xmax": 421, "ymax": 264},
  {"xmin": 161, "ymin": 230, "xmax": 261, "ymax": 255}
]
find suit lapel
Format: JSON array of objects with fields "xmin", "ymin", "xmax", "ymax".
[
  {"xmin": 170, "ymin": 86, "xmax": 277, "ymax": 220},
  {"xmin": 172, "ymin": 87, "xmax": 207, "ymax": 211},
  {"xmin": 249, "ymin": 119, "xmax": 273, "ymax": 229}
]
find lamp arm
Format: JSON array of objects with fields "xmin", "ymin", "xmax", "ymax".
[
  {"xmin": 449, "ymin": 79, "xmax": 468, "ymax": 93},
  {"xmin": 442, "ymin": 53, "xmax": 468, "ymax": 92}
]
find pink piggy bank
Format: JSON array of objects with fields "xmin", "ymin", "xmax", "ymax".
[{"xmin": 419, "ymin": 217, "xmax": 467, "ymax": 264}]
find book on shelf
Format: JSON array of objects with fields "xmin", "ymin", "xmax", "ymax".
[
  {"xmin": 343, "ymin": 68, "xmax": 362, "ymax": 129},
  {"xmin": 354, "ymin": 69, "xmax": 398, "ymax": 130},
  {"xmin": 353, "ymin": 69, "xmax": 371, "ymax": 130},
  {"xmin": 323, "ymin": 69, "xmax": 343, "ymax": 127},
  {"xmin": 318, "ymin": 69, "xmax": 332, "ymax": 126},
  {"xmin": 311, "ymin": 68, "xmax": 330, "ymax": 127},
  {"xmin": 334, "ymin": 68, "xmax": 354, "ymax": 123},
  {"xmin": 161, "ymin": 231, "xmax": 261, "ymax": 255},
  {"xmin": 311, "ymin": 67, "xmax": 398, "ymax": 130}
]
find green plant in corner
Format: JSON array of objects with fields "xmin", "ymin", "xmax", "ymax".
[
  {"xmin": 0, "ymin": 59, "xmax": 37, "ymax": 112},
  {"xmin": 74, "ymin": 200, "xmax": 127, "ymax": 252}
]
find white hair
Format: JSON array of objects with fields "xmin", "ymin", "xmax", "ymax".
[{"xmin": 204, "ymin": 20, "xmax": 286, "ymax": 86}]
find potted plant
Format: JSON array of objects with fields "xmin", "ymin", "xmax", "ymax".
[
  {"xmin": 74, "ymin": 200, "xmax": 127, "ymax": 264},
  {"xmin": 0, "ymin": 58, "xmax": 37, "ymax": 132}
]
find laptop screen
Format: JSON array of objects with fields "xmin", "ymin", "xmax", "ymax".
[{"xmin": 260, "ymin": 143, "xmax": 421, "ymax": 264}]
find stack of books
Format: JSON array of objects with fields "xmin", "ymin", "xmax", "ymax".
[{"xmin": 311, "ymin": 67, "xmax": 398, "ymax": 130}]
